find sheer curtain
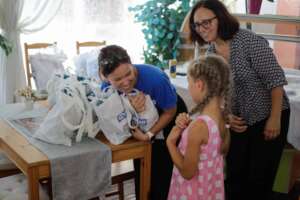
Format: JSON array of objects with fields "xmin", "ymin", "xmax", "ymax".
[{"xmin": 0, "ymin": 0, "xmax": 62, "ymax": 104}]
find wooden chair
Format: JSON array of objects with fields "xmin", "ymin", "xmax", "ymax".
[
  {"xmin": 106, "ymin": 161, "xmax": 135, "ymax": 200},
  {"xmin": 76, "ymin": 41, "xmax": 106, "ymax": 55},
  {"xmin": 0, "ymin": 174, "xmax": 49, "ymax": 200},
  {"xmin": 24, "ymin": 42, "xmax": 55, "ymax": 88},
  {"xmin": 0, "ymin": 151, "xmax": 20, "ymax": 178}
]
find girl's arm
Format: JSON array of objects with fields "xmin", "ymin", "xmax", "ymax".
[{"xmin": 167, "ymin": 120, "xmax": 208, "ymax": 180}]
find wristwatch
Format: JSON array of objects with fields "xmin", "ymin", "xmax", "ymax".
[{"xmin": 146, "ymin": 131, "xmax": 155, "ymax": 141}]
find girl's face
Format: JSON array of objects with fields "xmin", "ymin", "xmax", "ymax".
[
  {"xmin": 188, "ymin": 75, "xmax": 205, "ymax": 104},
  {"xmin": 193, "ymin": 7, "xmax": 219, "ymax": 42},
  {"xmin": 106, "ymin": 63, "xmax": 137, "ymax": 93}
]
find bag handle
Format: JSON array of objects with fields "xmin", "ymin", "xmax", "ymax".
[
  {"xmin": 60, "ymin": 82, "xmax": 86, "ymax": 142},
  {"xmin": 120, "ymin": 90, "xmax": 140, "ymax": 129}
]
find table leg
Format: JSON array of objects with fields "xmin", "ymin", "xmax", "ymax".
[
  {"xmin": 28, "ymin": 167, "xmax": 40, "ymax": 200},
  {"xmin": 140, "ymin": 143, "xmax": 152, "ymax": 200}
]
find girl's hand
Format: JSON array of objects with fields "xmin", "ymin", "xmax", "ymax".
[
  {"xmin": 264, "ymin": 116, "xmax": 281, "ymax": 140},
  {"xmin": 167, "ymin": 126, "xmax": 183, "ymax": 145},
  {"xmin": 229, "ymin": 114, "xmax": 248, "ymax": 133},
  {"xmin": 128, "ymin": 92, "xmax": 146, "ymax": 113},
  {"xmin": 175, "ymin": 113, "xmax": 191, "ymax": 129},
  {"xmin": 131, "ymin": 127, "xmax": 149, "ymax": 141}
]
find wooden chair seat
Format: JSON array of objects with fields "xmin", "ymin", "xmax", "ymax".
[
  {"xmin": 0, "ymin": 151, "xmax": 20, "ymax": 178},
  {"xmin": 106, "ymin": 160, "xmax": 135, "ymax": 200}
]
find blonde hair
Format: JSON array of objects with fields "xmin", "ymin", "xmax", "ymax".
[{"xmin": 188, "ymin": 54, "xmax": 232, "ymax": 154}]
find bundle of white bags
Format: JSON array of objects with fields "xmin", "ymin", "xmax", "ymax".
[
  {"xmin": 34, "ymin": 72, "xmax": 160, "ymax": 146},
  {"xmin": 34, "ymin": 73, "xmax": 101, "ymax": 146}
]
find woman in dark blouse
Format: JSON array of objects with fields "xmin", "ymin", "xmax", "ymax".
[{"xmin": 188, "ymin": 0, "xmax": 290, "ymax": 200}]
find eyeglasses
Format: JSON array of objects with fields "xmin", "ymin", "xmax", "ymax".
[{"xmin": 192, "ymin": 16, "xmax": 217, "ymax": 30}]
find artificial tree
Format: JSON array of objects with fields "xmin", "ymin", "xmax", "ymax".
[{"xmin": 129, "ymin": 0, "xmax": 195, "ymax": 69}]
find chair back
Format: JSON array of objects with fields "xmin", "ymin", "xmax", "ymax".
[
  {"xmin": 76, "ymin": 41, "xmax": 106, "ymax": 55},
  {"xmin": 24, "ymin": 42, "xmax": 55, "ymax": 88}
]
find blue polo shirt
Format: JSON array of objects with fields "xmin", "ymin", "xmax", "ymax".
[{"xmin": 101, "ymin": 64, "xmax": 177, "ymax": 110}]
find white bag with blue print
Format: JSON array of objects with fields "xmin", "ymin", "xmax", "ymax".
[
  {"xmin": 91, "ymin": 87, "xmax": 132, "ymax": 145},
  {"xmin": 121, "ymin": 89, "xmax": 159, "ymax": 133}
]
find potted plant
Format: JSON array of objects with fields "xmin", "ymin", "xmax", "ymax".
[
  {"xmin": 129, "ymin": 0, "xmax": 195, "ymax": 69},
  {"xmin": 15, "ymin": 87, "xmax": 38, "ymax": 110},
  {"xmin": 0, "ymin": 34, "xmax": 12, "ymax": 56}
]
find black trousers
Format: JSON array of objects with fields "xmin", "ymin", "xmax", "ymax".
[
  {"xmin": 225, "ymin": 109, "xmax": 290, "ymax": 200},
  {"xmin": 134, "ymin": 94, "xmax": 187, "ymax": 200}
]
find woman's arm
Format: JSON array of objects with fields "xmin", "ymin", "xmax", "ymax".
[
  {"xmin": 264, "ymin": 86, "xmax": 283, "ymax": 140},
  {"xmin": 150, "ymin": 107, "xmax": 177, "ymax": 134},
  {"xmin": 167, "ymin": 120, "xmax": 208, "ymax": 180}
]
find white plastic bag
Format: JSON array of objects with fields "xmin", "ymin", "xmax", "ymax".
[
  {"xmin": 30, "ymin": 44, "xmax": 67, "ymax": 91},
  {"xmin": 73, "ymin": 49, "xmax": 101, "ymax": 83},
  {"xmin": 35, "ymin": 75, "xmax": 101, "ymax": 146},
  {"xmin": 91, "ymin": 87, "xmax": 132, "ymax": 145},
  {"xmin": 121, "ymin": 89, "xmax": 160, "ymax": 133},
  {"xmin": 34, "ymin": 83, "xmax": 85, "ymax": 146}
]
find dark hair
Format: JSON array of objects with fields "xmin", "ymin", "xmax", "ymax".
[
  {"xmin": 98, "ymin": 45, "xmax": 131, "ymax": 77},
  {"xmin": 189, "ymin": 0, "xmax": 239, "ymax": 46}
]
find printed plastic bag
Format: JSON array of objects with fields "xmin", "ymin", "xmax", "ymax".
[
  {"xmin": 121, "ymin": 89, "xmax": 159, "ymax": 133},
  {"xmin": 91, "ymin": 87, "xmax": 132, "ymax": 145}
]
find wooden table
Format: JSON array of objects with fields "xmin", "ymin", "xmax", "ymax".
[{"xmin": 0, "ymin": 119, "xmax": 152, "ymax": 200}]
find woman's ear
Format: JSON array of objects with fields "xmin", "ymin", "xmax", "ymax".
[{"xmin": 99, "ymin": 70, "xmax": 106, "ymax": 81}]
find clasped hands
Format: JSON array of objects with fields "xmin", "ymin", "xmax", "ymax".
[{"xmin": 167, "ymin": 113, "xmax": 191, "ymax": 144}]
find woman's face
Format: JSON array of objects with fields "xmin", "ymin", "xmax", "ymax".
[
  {"xmin": 193, "ymin": 7, "xmax": 218, "ymax": 42},
  {"xmin": 106, "ymin": 63, "xmax": 137, "ymax": 93}
]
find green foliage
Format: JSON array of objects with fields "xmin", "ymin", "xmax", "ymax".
[
  {"xmin": 0, "ymin": 34, "xmax": 12, "ymax": 56},
  {"xmin": 129, "ymin": 0, "xmax": 195, "ymax": 69}
]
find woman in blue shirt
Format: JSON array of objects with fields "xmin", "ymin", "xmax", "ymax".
[{"xmin": 98, "ymin": 45, "xmax": 187, "ymax": 200}]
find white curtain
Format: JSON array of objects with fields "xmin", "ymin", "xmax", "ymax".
[{"xmin": 0, "ymin": 0, "xmax": 62, "ymax": 104}]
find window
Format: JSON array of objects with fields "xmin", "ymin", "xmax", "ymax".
[{"xmin": 21, "ymin": 0, "xmax": 146, "ymax": 68}]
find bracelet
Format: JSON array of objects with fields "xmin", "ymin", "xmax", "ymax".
[{"xmin": 146, "ymin": 131, "xmax": 155, "ymax": 141}]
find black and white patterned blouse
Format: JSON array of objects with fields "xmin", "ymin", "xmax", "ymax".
[{"xmin": 207, "ymin": 29, "xmax": 290, "ymax": 126}]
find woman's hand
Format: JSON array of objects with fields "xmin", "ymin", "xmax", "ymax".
[
  {"xmin": 128, "ymin": 92, "xmax": 146, "ymax": 113},
  {"xmin": 264, "ymin": 116, "xmax": 281, "ymax": 140},
  {"xmin": 229, "ymin": 114, "xmax": 248, "ymax": 133},
  {"xmin": 131, "ymin": 127, "xmax": 149, "ymax": 141},
  {"xmin": 167, "ymin": 126, "xmax": 183, "ymax": 145},
  {"xmin": 175, "ymin": 113, "xmax": 191, "ymax": 129}
]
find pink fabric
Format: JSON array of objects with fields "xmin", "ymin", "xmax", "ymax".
[
  {"xmin": 168, "ymin": 115, "xmax": 225, "ymax": 200},
  {"xmin": 248, "ymin": 0, "xmax": 262, "ymax": 14}
]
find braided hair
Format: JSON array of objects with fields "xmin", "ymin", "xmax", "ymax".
[{"xmin": 188, "ymin": 54, "xmax": 232, "ymax": 154}]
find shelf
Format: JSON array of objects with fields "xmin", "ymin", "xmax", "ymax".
[
  {"xmin": 234, "ymin": 14, "xmax": 300, "ymax": 25},
  {"xmin": 257, "ymin": 33, "xmax": 300, "ymax": 43}
]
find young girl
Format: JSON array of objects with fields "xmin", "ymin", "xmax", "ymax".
[{"xmin": 167, "ymin": 54, "xmax": 232, "ymax": 200}]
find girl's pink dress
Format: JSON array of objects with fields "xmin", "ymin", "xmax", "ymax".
[{"xmin": 168, "ymin": 115, "xmax": 225, "ymax": 200}]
